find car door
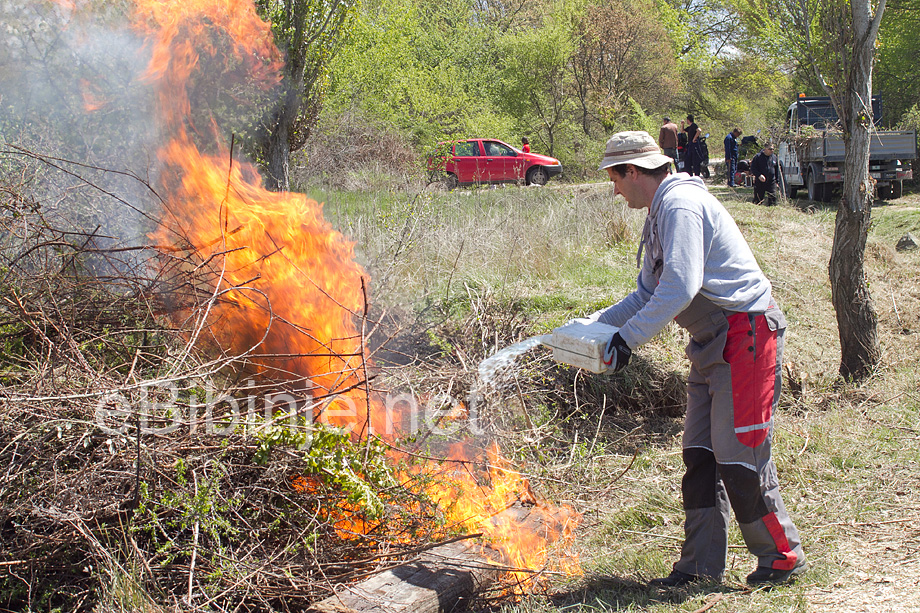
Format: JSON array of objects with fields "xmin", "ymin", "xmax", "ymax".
[
  {"xmin": 482, "ymin": 140, "xmax": 522, "ymax": 182},
  {"xmin": 451, "ymin": 140, "xmax": 485, "ymax": 183}
]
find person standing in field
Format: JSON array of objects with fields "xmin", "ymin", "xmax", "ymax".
[
  {"xmin": 724, "ymin": 128, "xmax": 742, "ymax": 187},
  {"xmin": 681, "ymin": 114, "xmax": 702, "ymax": 176},
  {"xmin": 751, "ymin": 143, "xmax": 780, "ymax": 206},
  {"xmin": 593, "ymin": 130, "xmax": 807, "ymax": 588},
  {"xmin": 659, "ymin": 117, "xmax": 679, "ymax": 171}
]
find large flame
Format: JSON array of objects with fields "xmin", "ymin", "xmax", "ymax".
[
  {"xmin": 62, "ymin": 0, "xmax": 580, "ymax": 582},
  {"xmin": 129, "ymin": 0, "xmax": 378, "ymax": 430},
  {"xmin": 423, "ymin": 442, "xmax": 581, "ymax": 580}
]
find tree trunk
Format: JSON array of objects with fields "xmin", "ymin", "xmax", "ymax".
[
  {"xmin": 828, "ymin": 5, "xmax": 882, "ymax": 381},
  {"xmin": 307, "ymin": 540, "xmax": 502, "ymax": 613},
  {"xmin": 262, "ymin": 82, "xmax": 301, "ymax": 192},
  {"xmin": 828, "ymin": 201, "xmax": 880, "ymax": 380},
  {"xmin": 264, "ymin": 119, "xmax": 290, "ymax": 192}
]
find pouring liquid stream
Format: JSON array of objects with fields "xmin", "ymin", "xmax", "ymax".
[
  {"xmin": 477, "ymin": 335, "xmax": 550, "ymax": 386},
  {"xmin": 477, "ymin": 320, "xmax": 620, "ymax": 384}
]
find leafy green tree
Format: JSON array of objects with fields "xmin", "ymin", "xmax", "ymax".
[
  {"xmin": 659, "ymin": 0, "xmax": 744, "ymax": 64},
  {"xmin": 738, "ymin": 0, "xmax": 886, "ymax": 381},
  {"xmin": 692, "ymin": 54, "xmax": 789, "ymax": 130},
  {"xmin": 253, "ymin": 0, "xmax": 358, "ymax": 191},
  {"xmin": 875, "ymin": 0, "xmax": 920, "ymax": 125},
  {"xmin": 324, "ymin": 0, "xmax": 519, "ymax": 145},
  {"xmin": 495, "ymin": 20, "xmax": 574, "ymax": 155},
  {"xmin": 567, "ymin": 0, "xmax": 679, "ymax": 136},
  {"xmin": 316, "ymin": 0, "xmax": 805, "ymax": 180}
]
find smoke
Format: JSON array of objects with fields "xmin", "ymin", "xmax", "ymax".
[
  {"xmin": 0, "ymin": 2, "xmax": 157, "ymax": 246},
  {"xmin": 0, "ymin": 0, "xmax": 276, "ymax": 257}
]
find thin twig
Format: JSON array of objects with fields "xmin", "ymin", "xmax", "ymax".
[
  {"xmin": 361, "ymin": 276, "xmax": 372, "ymax": 465},
  {"xmin": 187, "ymin": 473, "xmax": 200, "ymax": 606},
  {"xmin": 589, "ymin": 395, "xmax": 607, "ymax": 457},
  {"xmin": 320, "ymin": 532, "xmax": 484, "ymax": 568},
  {"xmin": 891, "ymin": 290, "xmax": 903, "ymax": 328},
  {"xmin": 691, "ymin": 594, "xmax": 724, "ymax": 613}
]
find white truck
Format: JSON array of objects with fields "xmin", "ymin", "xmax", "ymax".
[{"xmin": 776, "ymin": 96, "xmax": 916, "ymax": 201}]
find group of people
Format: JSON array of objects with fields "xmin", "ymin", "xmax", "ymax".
[
  {"xmin": 659, "ymin": 116, "xmax": 781, "ymax": 206},
  {"xmin": 724, "ymin": 127, "xmax": 781, "ymax": 206},
  {"xmin": 657, "ymin": 115, "xmax": 705, "ymax": 177},
  {"xmin": 593, "ymin": 129, "xmax": 807, "ymax": 589}
]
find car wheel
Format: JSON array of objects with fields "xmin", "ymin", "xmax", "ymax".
[
  {"xmin": 527, "ymin": 167, "xmax": 548, "ymax": 186},
  {"xmin": 444, "ymin": 173, "xmax": 459, "ymax": 190}
]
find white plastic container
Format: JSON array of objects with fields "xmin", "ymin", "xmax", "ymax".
[{"xmin": 544, "ymin": 319, "xmax": 619, "ymax": 374}]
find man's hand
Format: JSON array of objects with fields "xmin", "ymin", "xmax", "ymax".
[
  {"xmin": 603, "ymin": 332, "xmax": 632, "ymax": 374},
  {"xmin": 759, "ymin": 174, "xmax": 766, "ymax": 182}
]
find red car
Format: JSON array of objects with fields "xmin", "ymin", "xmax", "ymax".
[{"xmin": 427, "ymin": 138, "xmax": 563, "ymax": 188}]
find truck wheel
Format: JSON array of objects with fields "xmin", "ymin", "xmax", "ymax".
[
  {"xmin": 892, "ymin": 180, "xmax": 903, "ymax": 199},
  {"xmin": 806, "ymin": 172, "xmax": 826, "ymax": 202},
  {"xmin": 877, "ymin": 184, "xmax": 892, "ymax": 200}
]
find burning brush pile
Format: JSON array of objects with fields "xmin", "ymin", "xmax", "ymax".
[{"xmin": 0, "ymin": 1, "xmax": 579, "ymax": 611}]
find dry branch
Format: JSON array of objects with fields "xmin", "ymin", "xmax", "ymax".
[{"xmin": 0, "ymin": 164, "xmax": 422, "ymax": 612}]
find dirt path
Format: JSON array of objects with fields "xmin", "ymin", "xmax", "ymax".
[{"xmin": 805, "ymin": 516, "xmax": 920, "ymax": 612}]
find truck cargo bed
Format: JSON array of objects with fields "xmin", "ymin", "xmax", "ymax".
[{"xmin": 803, "ymin": 130, "xmax": 917, "ymax": 162}]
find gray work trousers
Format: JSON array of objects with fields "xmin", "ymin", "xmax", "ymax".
[{"xmin": 672, "ymin": 296, "xmax": 805, "ymax": 580}]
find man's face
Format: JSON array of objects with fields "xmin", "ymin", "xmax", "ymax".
[
  {"xmin": 606, "ymin": 165, "xmax": 645, "ymax": 209},
  {"xmin": 764, "ymin": 145, "xmax": 774, "ymax": 155}
]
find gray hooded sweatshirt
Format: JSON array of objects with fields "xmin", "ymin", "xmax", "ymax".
[{"xmin": 595, "ymin": 174, "xmax": 773, "ymax": 348}]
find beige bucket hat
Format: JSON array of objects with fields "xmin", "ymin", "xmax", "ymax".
[{"xmin": 598, "ymin": 130, "xmax": 674, "ymax": 171}]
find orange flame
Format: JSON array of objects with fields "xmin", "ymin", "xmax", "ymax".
[
  {"xmin": 417, "ymin": 442, "xmax": 581, "ymax": 581},
  {"xmin": 67, "ymin": 0, "xmax": 581, "ymax": 583},
  {"xmin": 79, "ymin": 78, "xmax": 109, "ymax": 111},
  {"xmin": 126, "ymin": 0, "xmax": 382, "ymax": 432}
]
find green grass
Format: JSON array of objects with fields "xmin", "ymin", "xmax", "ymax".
[
  {"xmin": 871, "ymin": 206, "xmax": 920, "ymax": 241},
  {"xmin": 313, "ymin": 182, "xmax": 644, "ymax": 322}
]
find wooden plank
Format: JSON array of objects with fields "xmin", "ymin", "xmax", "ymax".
[{"xmin": 308, "ymin": 541, "xmax": 504, "ymax": 613}]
